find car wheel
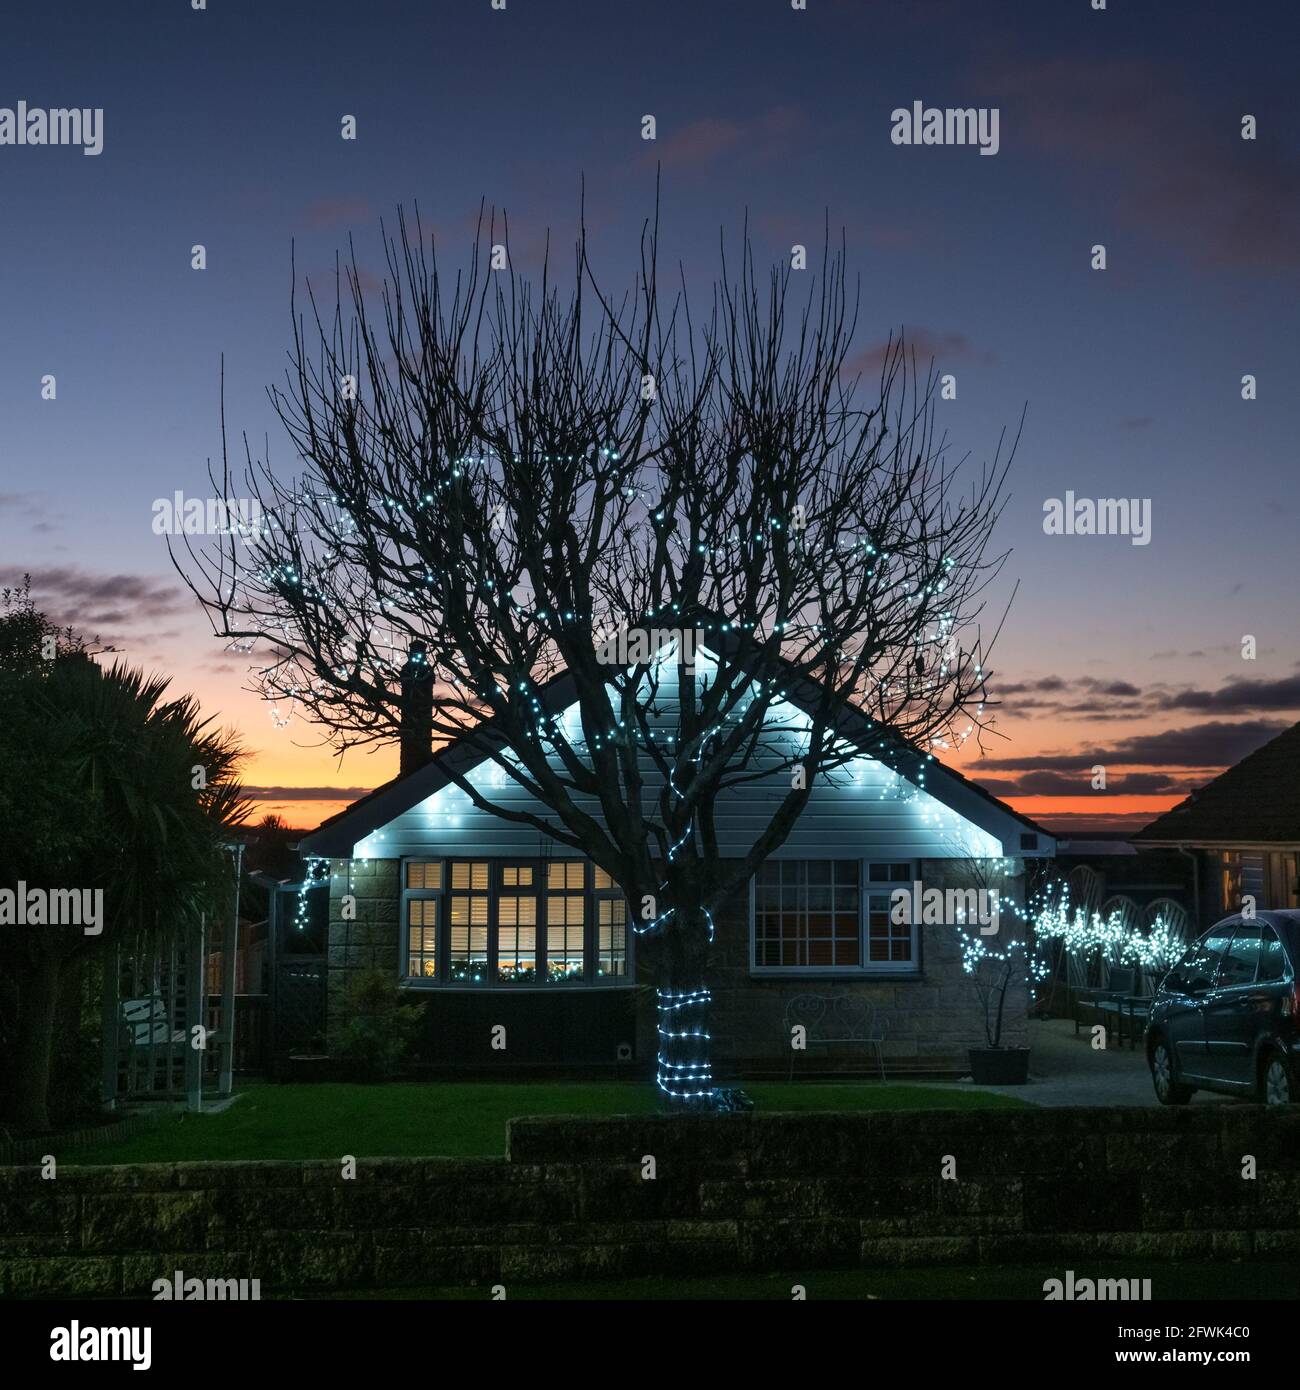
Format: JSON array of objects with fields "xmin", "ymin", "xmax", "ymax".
[
  {"xmin": 1262, "ymin": 1054, "xmax": 1292, "ymax": 1105},
  {"xmin": 1151, "ymin": 1039, "xmax": 1193, "ymax": 1105}
]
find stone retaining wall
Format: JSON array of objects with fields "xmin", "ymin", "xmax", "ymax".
[{"xmin": 3, "ymin": 1107, "xmax": 1297, "ymax": 1296}]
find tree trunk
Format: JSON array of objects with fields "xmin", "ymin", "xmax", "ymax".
[
  {"xmin": 656, "ymin": 908, "xmax": 715, "ymax": 1110},
  {"xmin": 13, "ymin": 952, "xmax": 62, "ymax": 1132}
]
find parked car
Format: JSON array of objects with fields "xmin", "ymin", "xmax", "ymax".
[{"xmin": 1146, "ymin": 910, "xmax": 1300, "ymax": 1105}]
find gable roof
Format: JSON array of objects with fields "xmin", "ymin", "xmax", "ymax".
[
  {"xmin": 300, "ymin": 644, "xmax": 1055, "ymax": 859},
  {"xmin": 1133, "ymin": 719, "xmax": 1300, "ymax": 847}
]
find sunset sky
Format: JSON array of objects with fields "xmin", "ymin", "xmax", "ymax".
[{"xmin": 2, "ymin": 0, "xmax": 1297, "ymax": 835}]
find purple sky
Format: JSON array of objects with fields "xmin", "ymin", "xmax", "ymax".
[{"xmin": 1, "ymin": 0, "xmax": 1297, "ymax": 831}]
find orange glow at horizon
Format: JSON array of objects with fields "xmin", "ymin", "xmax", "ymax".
[{"xmin": 181, "ymin": 645, "xmax": 1195, "ymax": 839}]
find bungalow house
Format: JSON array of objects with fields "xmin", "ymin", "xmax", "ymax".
[
  {"xmin": 1133, "ymin": 719, "xmax": 1300, "ymax": 930},
  {"xmin": 298, "ymin": 648, "xmax": 1056, "ymax": 1077}
]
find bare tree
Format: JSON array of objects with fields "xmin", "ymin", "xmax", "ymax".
[{"xmin": 176, "ymin": 195, "xmax": 1016, "ymax": 1107}]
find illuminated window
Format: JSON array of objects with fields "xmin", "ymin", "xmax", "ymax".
[
  {"xmin": 596, "ymin": 895, "xmax": 628, "ymax": 978},
  {"xmin": 407, "ymin": 898, "xmax": 439, "ymax": 979},
  {"xmin": 448, "ymin": 861, "xmax": 490, "ymax": 983},
  {"xmin": 400, "ymin": 858, "xmax": 631, "ymax": 987},
  {"xmin": 547, "ymin": 879, "xmax": 586, "ymax": 980},
  {"xmin": 497, "ymin": 871, "xmax": 538, "ymax": 983},
  {"xmin": 405, "ymin": 863, "xmax": 443, "ymax": 978},
  {"xmin": 407, "ymin": 862, "xmax": 442, "ymax": 890}
]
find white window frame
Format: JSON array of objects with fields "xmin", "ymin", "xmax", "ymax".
[{"xmin": 748, "ymin": 858, "xmax": 921, "ymax": 977}]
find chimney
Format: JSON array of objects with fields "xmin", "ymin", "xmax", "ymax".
[{"xmin": 398, "ymin": 641, "xmax": 433, "ymax": 776}]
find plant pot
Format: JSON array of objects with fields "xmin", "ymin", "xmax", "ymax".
[{"xmin": 969, "ymin": 1046, "xmax": 1030, "ymax": 1085}]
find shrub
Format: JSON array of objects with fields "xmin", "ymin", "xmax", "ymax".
[{"xmin": 333, "ymin": 969, "xmax": 423, "ymax": 1081}]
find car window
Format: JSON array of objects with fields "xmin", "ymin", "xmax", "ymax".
[
  {"xmin": 1167, "ymin": 933, "xmax": 1227, "ymax": 993},
  {"xmin": 1259, "ymin": 927, "xmax": 1292, "ymax": 984},
  {"xmin": 1216, "ymin": 925, "xmax": 1260, "ymax": 987}
]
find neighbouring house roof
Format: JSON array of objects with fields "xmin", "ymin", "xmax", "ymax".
[
  {"xmin": 1133, "ymin": 720, "xmax": 1300, "ymax": 848},
  {"xmin": 299, "ymin": 644, "xmax": 1056, "ymax": 860}
]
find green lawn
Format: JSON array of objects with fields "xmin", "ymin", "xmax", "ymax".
[{"xmin": 63, "ymin": 1080, "xmax": 1024, "ymax": 1164}]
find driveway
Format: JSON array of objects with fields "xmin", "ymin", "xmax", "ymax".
[{"xmin": 937, "ymin": 1018, "xmax": 1234, "ymax": 1108}]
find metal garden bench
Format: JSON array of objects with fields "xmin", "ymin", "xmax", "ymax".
[
  {"xmin": 1072, "ymin": 966, "xmax": 1151, "ymax": 1050},
  {"xmin": 783, "ymin": 993, "xmax": 888, "ymax": 1082}
]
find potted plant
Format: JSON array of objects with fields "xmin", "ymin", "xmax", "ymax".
[{"xmin": 954, "ymin": 923, "xmax": 1044, "ymax": 1086}]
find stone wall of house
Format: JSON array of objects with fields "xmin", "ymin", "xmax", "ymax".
[
  {"xmin": 324, "ymin": 855, "xmax": 1029, "ymax": 1075},
  {"xmin": 636, "ymin": 858, "xmax": 1029, "ymax": 1076},
  {"xmin": 4, "ymin": 1107, "xmax": 1297, "ymax": 1296},
  {"xmin": 325, "ymin": 858, "xmax": 401, "ymax": 1042}
]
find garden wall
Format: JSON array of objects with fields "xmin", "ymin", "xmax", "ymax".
[{"xmin": 3, "ymin": 1106, "xmax": 1298, "ymax": 1296}]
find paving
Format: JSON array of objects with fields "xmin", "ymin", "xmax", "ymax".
[{"xmin": 934, "ymin": 1017, "xmax": 1234, "ymax": 1108}]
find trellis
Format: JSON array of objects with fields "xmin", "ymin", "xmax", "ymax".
[{"xmin": 99, "ymin": 844, "xmax": 243, "ymax": 1112}]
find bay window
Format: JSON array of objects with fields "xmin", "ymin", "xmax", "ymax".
[{"xmin": 403, "ymin": 858, "xmax": 630, "ymax": 987}]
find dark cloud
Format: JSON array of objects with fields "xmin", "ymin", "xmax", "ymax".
[
  {"xmin": 650, "ymin": 105, "xmax": 809, "ymax": 171},
  {"xmin": 1156, "ymin": 674, "xmax": 1300, "ymax": 713},
  {"xmin": 0, "ymin": 491, "xmax": 57, "ymax": 529},
  {"xmin": 202, "ymin": 658, "xmax": 253, "ymax": 676},
  {"xmin": 996, "ymin": 670, "xmax": 1298, "ymax": 721},
  {"xmin": 1080, "ymin": 678, "xmax": 1142, "ymax": 698},
  {"xmin": 0, "ymin": 565, "xmax": 192, "ymax": 633},
  {"xmin": 973, "ymin": 718, "xmax": 1289, "ymax": 774},
  {"xmin": 1104, "ymin": 771, "xmax": 1186, "ymax": 794},
  {"xmin": 992, "ymin": 675, "xmax": 1068, "ymax": 696},
  {"xmin": 848, "ymin": 328, "xmax": 994, "ymax": 377},
  {"xmin": 303, "ymin": 196, "xmax": 373, "ymax": 228},
  {"xmin": 977, "ymin": 770, "xmax": 1186, "ymax": 797},
  {"xmin": 977, "ymin": 54, "xmax": 1300, "ymax": 271},
  {"xmin": 1054, "ymin": 703, "xmax": 1148, "ymax": 719}
]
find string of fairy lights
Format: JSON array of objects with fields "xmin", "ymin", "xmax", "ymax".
[
  {"xmin": 292, "ymin": 856, "xmax": 332, "ymax": 933},
  {"xmin": 654, "ymin": 987, "xmax": 716, "ymax": 1100}
]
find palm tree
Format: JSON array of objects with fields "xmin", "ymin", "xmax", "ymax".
[{"xmin": 0, "ymin": 654, "xmax": 248, "ymax": 1131}]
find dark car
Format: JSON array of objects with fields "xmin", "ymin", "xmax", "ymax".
[{"xmin": 1146, "ymin": 911, "xmax": 1300, "ymax": 1105}]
